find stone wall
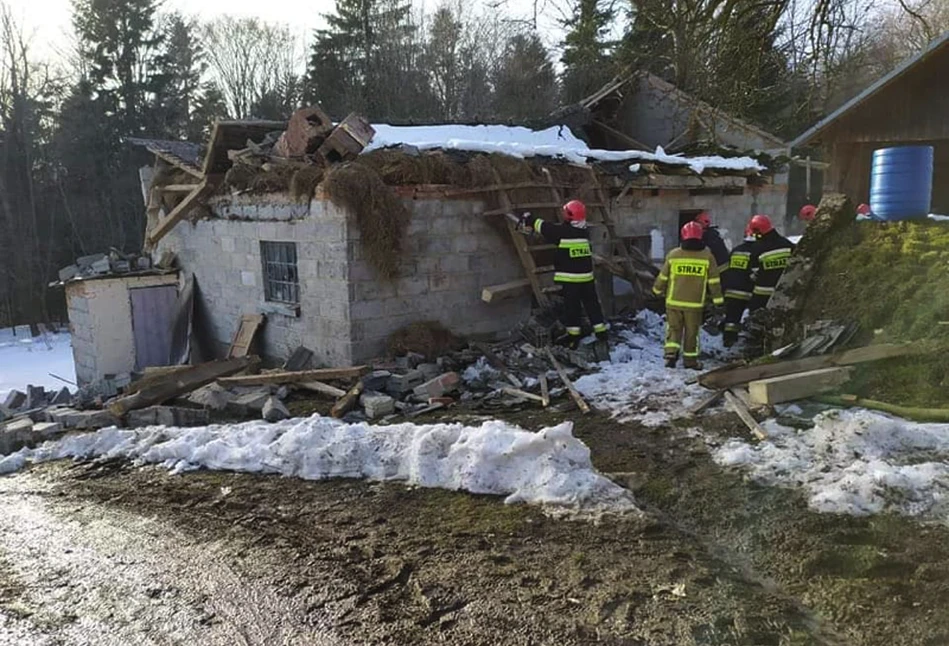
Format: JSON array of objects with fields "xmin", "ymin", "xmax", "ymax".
[
  {"xmin": 156, "ymin": 195, "xmax": 353, "ymax": 366},
  {"xmin": 347, "ymin": 196, "xmax": 531, "ymax": 362},
  {"xmin": 66, "ymin": 274, "xmax": 179, "ymax": 385}
]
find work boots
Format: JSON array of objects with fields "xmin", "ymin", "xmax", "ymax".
[
  {"xmin": 664, "ymin": 355, "xmax": 678, "ymax": 368},
  {"xmin": 593, "ymin": 332, "xmax": 610, "ymax": 363}
]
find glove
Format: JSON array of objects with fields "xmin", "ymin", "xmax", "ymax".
[{"xmin": 519, "ymin": 212, "xmax": 533, "ymax": 232}]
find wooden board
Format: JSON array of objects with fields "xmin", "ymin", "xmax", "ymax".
[
  {"xmin": 699, "ymin": 343, "xmax": 923, "ymax": 390},
  {"xmin": 688, "ymin": 389, "xmax": 725, "ymax": 415},
  {"xmin": 219, "ymin": 366, "xmax": 370, "ymax": 386},
  {"xmin": 723, "ymin": 391, "xmax": 768, "ymax": 440},
  {"xmin": 110, "ymin": 358, "xmax": 253, "ymax": 416},
  {"xmin": 331, "ymin": 381, "xmax": 364, "ymax": 418},
  {"xmin": 546, "ymin": 349, "xmax": 590, "ymax": 414},
  {"xmin": 297, "ymin": 381, "xmax": 347, "ymax": 398},
  {"xmin": 539, "ymin": 374, "xmax": 550, "ymax": 407},
  {"xmin": 748, "ymin": 367, "xmax": 854, "ymax": 406},
  {"xmin": 146, "ymin": 179, "xmax": 209, "ymax": 248},
  {"xmin": 227, "ymin": 314, "xmax": 265, "ymax": 359},
  {"xmin": 482, "ymin": 279, "xmax": 532, "ymax": 303}
]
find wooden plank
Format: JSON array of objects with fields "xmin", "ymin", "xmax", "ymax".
[
  {"xmin": 501, "ymin": 387, "xmax": 546, "ymax": 404},
  {"xmin": 227, "ymin": 314, "xmax": 265, "ymax": 359},
  {"xmin": 748, "ymin": 367, "xmax": 854, "ymax": 405},
  {"xmin": 331, "ymin": 381, "xmax": 364, "ymax": 418},
  {"xmin": 219, "ymin": 366, "xmax": 370, "ymax": 386},
  {"xmin": 546, "ymin": 349, "xmax": 590, "ymax": 414},
  {"xmin": 817, "ymin": 395, "xmax": 949, "ymax": 423},
  {"xmin": 110, "ymin": 358, "xmax": 253, "ymax": 416},
  {"xmin": 444, "ymin": 182, "xmax": 576, "ymax": 196},
  {"xmin": 161, "ymin": 184, "xmax": 201, "ymax": 193},
  {"xmin": 482, "ymin": 279, "xmax": 532, "ymax": 303},
  {"xmin": 297, "ymin": 381, "xmax": 347, "ymax": 398},
  {"xmin": 699, "ymin": 343, "xmax": 923, "ymax": 390},
  {"xmin": 127, "ymin": 365, "xmax": 193, "ymax": 394},
  {"xmin": 475, "ymin": 342, "xmax": 523, "ymax": 388},
  {"xmin": 723, "ymin": 391, "xmax": 768, "ymax": 441},
  {"xmin": 146, "ymin": 179, "xmax": 209, "ymax": 247},
  {"xmin": 688, "ymin": 389, "xmax": 725, "ymax": 415},
  {"xmin": 492, "ymin": 169, "xmax": 549, "ymax": 309},
  {"xmin": 591, "ymin": 119, "xmax": 650, "ymax": 151},
  {"xmin": 539, "ymin": 374, "xmax": 550, "ymax": 407}
]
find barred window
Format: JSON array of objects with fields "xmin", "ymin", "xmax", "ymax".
[{"xmin": 260, "ymin": 241, "xmax": 300, "ymax": 305}]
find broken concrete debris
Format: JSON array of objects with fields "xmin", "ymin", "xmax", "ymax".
[
  {"xmin": 360, "ymin": 392, "xmax": 395, "ymax": 419},
  {"xmin": 414, "ymin": 372, "xmax": 460, "ymax": 400},
  {"xmin": 262, "ymin": 397, "xmax": 291, "ymax": 423},
  {"xmin": 26, "ymin": 385, "xmax": 46, "ymax": 410},
  {"xmin": 4, "ymin": 390, "xmax": 26, "ymax": 411},
  {"xmin": 127, "ymin": 406, "xmax": 210, "ymax": 429}
]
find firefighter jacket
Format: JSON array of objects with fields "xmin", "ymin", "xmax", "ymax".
[
  {"xmin": 653, "ymin": 242, "xmax": 725, "ymax": 310},
  {"xmin": 527, "ymin": 216, "xmax": 594, "ymax": 284},
  {"xmin": 722, "ymin": 239, "xmax": 756, "ymax": 301},
  {"xmin": 703, "ymin": 227, "xmax": 730, "ymax": 270},
  {"xmin": 750, "ymin": 230, "xmax": 795, "ymax": 299}
]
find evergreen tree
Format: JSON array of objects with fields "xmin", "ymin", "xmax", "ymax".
[
  {"xmin": 154, "ymin": 14, "xmax": 205, "ymax": 138},
  {"xmin": 492, "ymin": 33, "xmax": 559, "ymax": 121},
  {"xmin": 560, "ymin": 0, "xmax": 617, "ymax": 104}
]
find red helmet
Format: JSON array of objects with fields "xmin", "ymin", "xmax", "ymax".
[
  {"xmin": 856, "ymin": 203, "xmax": 871, "ymax": 216},
  {"xmin": 681, "ymin": 221, "xmax": 704, "ymax": 241},
  {"xmin": 744, "ymin": 224, "xmax": 754, "ymax": 238},
  {"xmin": 748, "ymin": 214, "xmax": 773, "ymax": 236},
  {"xmin": 799, "ymin": 204, "xmax": 817, "ymax": 221},
  {"xmin": 563, "ymin": 200, "xmax": 586, "ymax": 222},
  {"xmin": 695, "ymin": 211, "xmax": 711, "ymax": 229}
]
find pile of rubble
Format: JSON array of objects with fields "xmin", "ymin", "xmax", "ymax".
[{"xmin": 54, "ymin": 248, "xmax": 175, "ymax": 285}]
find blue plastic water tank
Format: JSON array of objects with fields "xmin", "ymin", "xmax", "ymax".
[{"xmin": 869, "ymin": 146, "xmax": 934, "ymax": 220}]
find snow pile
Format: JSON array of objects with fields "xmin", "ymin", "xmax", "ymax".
[
  {"xmin": 366, "ymin": 124, "xmax": 764, "ymax": 174},
  {"xmin": 714, "ymin": 408, "xmax": 949, "ymax": 518},
  {"xmin": 574, "ymin": 310, "xmax": 731, "ymax": 426},
  {"xmin": 0, "ymin": 327, "xmax": 75, "ymax": 400},
  {"xmin": 0, "ymin": 416, "xmax": 639, "ymax": 513}
]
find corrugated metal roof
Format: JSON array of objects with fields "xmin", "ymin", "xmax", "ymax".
[
  {"xmin": 791, "ymin": 30, "xmax": 949, "ymax": 148},
  {"xmin": 127, "ymin": 137, "xmax": 203, "ymax": 169}
]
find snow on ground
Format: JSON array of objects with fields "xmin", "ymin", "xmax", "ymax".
[
  {"xmin": 366, "ymin": 124, "xmax": 764, "ymax": 174},
  {"xmin": 0, "ymin": 326, "xmax": 75, "ymax": 400},
  {"xmin": 575, "ymin": 310, "xmax": 734, "ymax": 427},
  {"xmin": 714, "ymin": 408, "xmax": 949, "ymax": 519},
  {"xmin": 0, "ymin": 416, "xmax": 639, "ymax": 514}
]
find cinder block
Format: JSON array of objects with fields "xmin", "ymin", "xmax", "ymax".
[
  {"xmin": 428, "ymin": 273, "xmax": 451, "ymax": 292},
  {"xmin": 452, "ymin": 235, "xmax": 479, "ymax": 254},
  {"xmin": 396, "ymin": 276, "xmax": 430, "ymax": 297}
]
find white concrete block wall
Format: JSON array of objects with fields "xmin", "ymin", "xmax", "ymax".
[
  {"xmin": 65, "ymin": 274, "xmax": 179, "ymax": 385},
  {"xmin": 612, "ymin": 184, "xmax": 789, "ymax": 256},
  {"xmin": 347, "ymin": 196, "xmax": 531, "ymax": 362},
  {"xmin": 157, "ymin": 194, "xmax": 352, "ymax": 367}
]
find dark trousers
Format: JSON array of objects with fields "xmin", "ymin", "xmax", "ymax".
[
  {"xmin": 561, "ymin": 282, "xmax": 607, "ymax": 342},
  {"xmin": 723, "ymin": 295, "xmax": 749, "ymax": 343},
  {"xmin": 748, "ymin": 294, "xmax": 771, "ymax": 312}
]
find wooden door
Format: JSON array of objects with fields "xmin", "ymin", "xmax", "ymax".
[{"xmin": 129, "ymin": 285, "xmax": 178, "ymax": 371}]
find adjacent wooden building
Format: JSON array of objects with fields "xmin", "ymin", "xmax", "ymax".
[{"xmin": 791, "ymin": 31, "xmax": 949, "ymax": 212}]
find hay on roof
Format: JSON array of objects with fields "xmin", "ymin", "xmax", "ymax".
[{"xmin": 323, "ymin": 161, "xmax": 411, "ymax": 281}]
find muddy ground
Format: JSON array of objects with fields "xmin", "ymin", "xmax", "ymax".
[{"xmin": 1, "ymin": 406, "xmax": 948, "ymax": 645}]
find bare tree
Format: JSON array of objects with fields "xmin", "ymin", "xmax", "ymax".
[{"xmin": 203, "ymin": 17, "xmax": 306, "ymax": 119}]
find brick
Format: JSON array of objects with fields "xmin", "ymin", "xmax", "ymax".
[
  {"xmin": 386, "ymin": 370, "xmax": 425, "ymax": 395},
  {"xmin": 413, "ymin": 372, "xmax": 460, "ymax": 399},
  {"xmin": 360, "ymin": 392, "xmax": 395, "ymax": 419},
  {"xmin": 3, "ymin": 390, "xmax": 26, "ymax": 410}
]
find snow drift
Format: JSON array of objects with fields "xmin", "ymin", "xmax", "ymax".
[
  {"xmin": 575, "ymin": 310, "xmax": 732, "ymax": 426},
  {"xmin": 0, "ymin": 416, "xmax": 638, "ymax": 514},
  {"xmin": 366, "ymin": 124, "xmax": 764, "ymax": 174},
  {"xmin": 714, "ymin": 408, "xmax": 949, "ymax": 518}
]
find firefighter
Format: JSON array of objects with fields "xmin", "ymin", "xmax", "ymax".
[
  {"xmin": 653, "ymin": 221, "xmax": 724, "ymax": 369},
  {"xmin": 721, "ymin": 225, "xmax": 756, "ymax": 347},
  {"xmin": 694, "ymin": 211, "xmax": 730, "ymax": 271},
  {"xmin": 747, "ymin": 214, "xmax": 795, "ymax": 311},
  {"xmin": 520, "ymin": 200, "xmax": 608, "ymax": 352}
]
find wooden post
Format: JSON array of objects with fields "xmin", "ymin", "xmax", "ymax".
[{"xmin": 546, "ymin": 349, "xmax": 590, "ymax": 414}]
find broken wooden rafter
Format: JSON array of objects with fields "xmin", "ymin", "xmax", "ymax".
[
  {"xmin": 331, "ymin": 381, "xmax": 364, "ymax": 418},
  {"xmin": 146, "ymin": 178, "xmax": 210, "ymax": 248},
  {"xmin": 482, "ymin": 279, "xmax": 532, "ymax": 303},
  {"xmin": 444, "ymin": 182, "xmax": 578, "ymax": 197},
  {"xmin": 698, "ymin": 343, "xmax": 925, "ymax": 391},
  {"xmin": 218, "ymin": 366, "xmax": 370, "ymax": 387},
  {"xmin": 539, "ymin": 374, "xmax": 550, "ymax": 407},
  {"xmin": 688, "ymin": 389, "xmax": 725, "ymax": 416},
  {"xmin": 160, "ymin": 184, "xmax": 201, "ymax": 193},
  {"xmin": 723, "ymin": 390, "xmax": 768, "ymax": 441},
  {"xmin": 501, "ymin": 387, "xmax": 546, "ymax": 405},
  {"xmin": 110, "ymin": 357, "xmax": 254, "ymax": 416},
  {"xmin": 296, "ymin": 381, "xmax": 347, "ymax": 398},
  {"xmin": 748, "ymin": 367, "xmax": 853, "ymax": 406},
  {"xmin": 546, "ymin": 348, "xmax": 590, "ymax": 414}
]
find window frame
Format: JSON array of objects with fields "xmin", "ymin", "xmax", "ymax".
[{"xmin": 260, "ymin": 241, "xmax": 301, "ymax": 306}]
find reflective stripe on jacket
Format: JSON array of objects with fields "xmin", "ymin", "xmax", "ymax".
[
  {"xmin": 750, "ymin": 230, "xmax": 795, "ymax": 292},
  {"xmin": 653, "ymin": 247, "xmax": 724, "ymax": 309},
  {"xmin": 528, "ymin": 217, "xmax": 594, "ymax": 284}
]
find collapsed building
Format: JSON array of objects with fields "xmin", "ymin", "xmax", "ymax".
[{"xmin": 58, "ymin": 108, "xmax": 786, "ymax": 384}]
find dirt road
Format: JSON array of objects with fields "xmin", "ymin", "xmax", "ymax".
[{"xmin": 1, "ymin": 407, "xmax": 947, "ymax": 645}]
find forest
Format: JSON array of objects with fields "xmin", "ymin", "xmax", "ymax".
[{"xmin": 0, "ymin": 0, "xmax": 945, "ymax": 326}]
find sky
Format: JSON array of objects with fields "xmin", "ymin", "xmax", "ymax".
[{"xmin": 5, "ymin": 0, "xmax": 569, "ymax": 64}]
